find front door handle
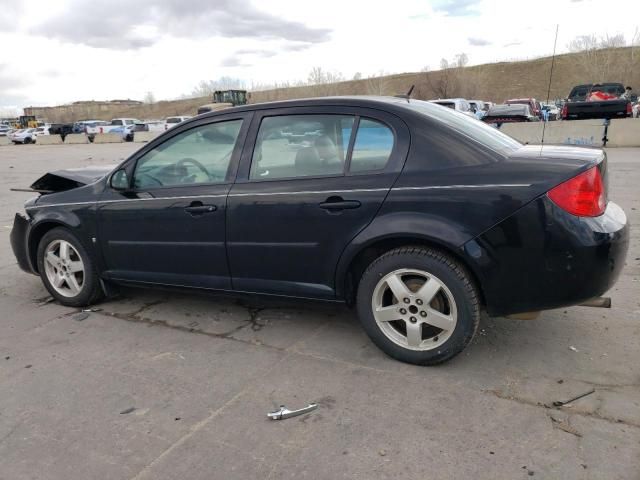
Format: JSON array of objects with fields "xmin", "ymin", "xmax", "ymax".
[
  {"xmin": 184, "ymin": 203, "xmax": 217, "ymax": 215},
  {"xmin": 319, "ymin": 197, "xmax": 361, "ymax": 211}
]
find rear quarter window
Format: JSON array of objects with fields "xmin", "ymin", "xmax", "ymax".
[{"xmin": 349, "ymin": 119, "xmax": 394, "ymax": 173}]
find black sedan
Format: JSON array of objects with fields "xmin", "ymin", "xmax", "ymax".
[{"xmin": 10, "ymin": 97, "xmax": 629, "ymax": 365}]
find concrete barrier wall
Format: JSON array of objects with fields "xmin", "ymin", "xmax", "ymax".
[
  {"xmin": 501, "ymin": 120, "xmax": 606, "ymax": 146},
  {"xmin": 36, "ymin": 135, "xmax": 63, "ymax": 145},
  {"xmin": 134, "ymin": 131, "xmax": 161, "ymax": 143},
  {"xmin": 606, "ymin": 119, "xmax": 640, "ymax": 147},
  {"xmin": 93, "ymin": 133, "xmax": 123, "ymax": 144},
  {"xmin": 65, "ymin": 134, "xmax": 88, "ymax": 144},
  {"xmin": 0, "ymin": 136, "xmax": 10, "ymax": 146},
  {"xmin": 500, "ymin": 123, "xmax": 544, "ymax": 144}
]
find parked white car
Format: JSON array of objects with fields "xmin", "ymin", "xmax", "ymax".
[
  {"xmin": 164, "ymin": 116, "xmax": 191, "ymax": 130},
  {"xmin": 0, "ymin": 125, "xmax": 11, "ymax": 136},
  {"xmin": 86, "ymin": 118, "xmax": 140, "ymax": 141},
  {"xmin": 9, "ymin": 128, "xmax": 38, "ymax": 144},
  {"xmin": 34, "ymin": 126, "xmax": 50, "ymax": 137},
  {"xmin": 429, "ymin": 98, "xmax": 475, "ymax": 117},
  {"xmin": 143, "ymin": 120, "xmax": 165, "ymax": 132},
  {"xmin": 541, "ymin": 103, "xmax": 560, "ymax": 121}
]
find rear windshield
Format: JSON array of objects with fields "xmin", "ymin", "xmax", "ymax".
[
  {"xmin": 432, "ymin": 101, "xmax": 456, "ymax": 109},
  {"xmin": 403, "ymin": 100, "xmax": 521, "ymax": 154},
  {"xmin": 594, "ymin": 84, "xmax": 624, "ymax": 96},
  {"xmin": 506, "ymin": 99, "xmax": 530, "ymax": 106}
]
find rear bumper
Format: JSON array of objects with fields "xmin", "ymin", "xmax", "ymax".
[
  {"xmin": 10, "ymin": 213, "xmax": 36, "ymax": 274},
  {"xmin": 465, "ymin": 197, "xmax": 629, "ymax": 317}
]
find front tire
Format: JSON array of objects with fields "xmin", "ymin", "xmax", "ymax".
[
  {"xmin": 37, "ymin": 227, "xmax": 103, "ymax": 307},
  {"xmin": 24, "ymin": 137, "xmax": 32, "ymax": 144},
  {"xmin": 356, "ymin": 247, "xmax": 480, "ymax": 365}
]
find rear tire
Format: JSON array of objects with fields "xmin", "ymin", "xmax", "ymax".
[
  {"xmin": 37, "ymin": 227, "xmax": 103, "ymax": 307},
  {"xmin": 356, "ymin": 246, "xmax": 480, "ymax": 365},
  {"xmin": 24, "ymin": 137, "xmax": 32, "ymax": 144}
]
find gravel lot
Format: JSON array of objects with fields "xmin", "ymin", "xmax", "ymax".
[{"xmin": 0, "ymin": 143, "xmax": 638, "ymax": 479}]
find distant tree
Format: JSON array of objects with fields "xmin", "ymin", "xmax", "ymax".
[
  {"xmin": 306, "ymin": 67, "xmax": 345, "ymax": 96},
  {"xmin": 352, "ymin": 72, "xmax": 362, "ymax": 80},
  {"xmin": 307, "ymin": 66, "xmax": 326, "ymax": 85},
  {"xmin": 307, "ymin": 67, "xmax": 344, "ymax": 86},
  {"xmin": 567, "ymin": 34, "xmax": 628, "ymax": 83},
  {"xmin": 143, "ymin": 91, "xmax": 155, "ymax": 104},
  {"xmin": 365, "ymin": 70, "xmax": 390, "ymax": 95},
  {"xmin": 424, "ymin": 53, "xmax": 469, "ymax": 98}
]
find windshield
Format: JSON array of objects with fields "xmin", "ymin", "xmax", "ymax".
[{"xmin": 402, "ymin": 100, "xmax": 522, "ymax": 154}]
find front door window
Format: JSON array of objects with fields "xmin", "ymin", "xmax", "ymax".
[{"xmin": 133, "ymin": 120, "xmax": 243, "ymax": 189}]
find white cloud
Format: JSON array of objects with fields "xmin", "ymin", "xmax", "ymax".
[{"xmin": 0, "ymin": 0, "xmax": 637, "ymax": 109}]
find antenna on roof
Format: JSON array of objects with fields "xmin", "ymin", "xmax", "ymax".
[
  {"xmin": 541, "ymin": 25, "xmax": 559, "ymax": 150},
  {"xmin": 394, "ymin": 85, "xmax": 415, "ymax": 102}
]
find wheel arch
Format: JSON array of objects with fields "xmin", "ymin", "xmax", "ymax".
[
  {"xmin": 28, "ymin": 220, "xmax": 74, "ymax": 273},
  {"xmin": 338, "ymin": 234, "xmax": 486, "ymax": 308}
]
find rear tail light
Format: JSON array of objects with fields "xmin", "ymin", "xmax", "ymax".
[
  {"xmin": 548, "ymin": 166, "xmax": 606, "ymax": 217},
  {"xmin": 626, "ymin": 102, "xmax": 632, "ymax": 116},
  {"xmin": 561, "ymin": 104, "xmax": 568, "ymax": 119}
]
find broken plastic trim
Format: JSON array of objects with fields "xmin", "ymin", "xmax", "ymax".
[{"xmin": 26, "ymin": 165, "xmax": 117, "ymax": 194}]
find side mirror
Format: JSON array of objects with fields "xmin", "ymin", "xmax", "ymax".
[{"xmin": 110, "ymin": 169, "xmax": 130, "ymax": 191}]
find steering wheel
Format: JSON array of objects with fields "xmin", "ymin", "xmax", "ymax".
[{"xmin": 176, "ymin": 157, "xmax": 211, "ymax": 181}]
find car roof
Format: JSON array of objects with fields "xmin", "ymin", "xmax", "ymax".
[{"xmin": 195, "ymin": 95, "xmax": 444, "ymax": 120}]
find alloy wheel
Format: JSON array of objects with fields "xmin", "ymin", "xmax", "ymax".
[
  {"xmin": 371, "ymin": 268, "xmax": 458, "ymax": 351},
  {"xmin": 43, "ymin": 239, "xmax": 85, "ymax": 297}
]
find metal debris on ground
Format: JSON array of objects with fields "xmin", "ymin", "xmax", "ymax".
[
  {"xmin": 82, "ymin": 308, "xmax": 102, "ymax": 313},
  {"xmin": 568, "ymin": 346, "xmax": 578, "ymax": 352},
  {"xmin": 119, "ymin": 407, "xmax": 136, "ymax": 415},
  {"xmin": 550, "ymin": 415, "xmax": 582, "ymax": 437},
  {"xmin": 73, "ymin": 312, "xmax": 90, "ymax": 322},
  {"xmin": 268, "ymin": 403, "xmax": 318, "ymax": 420},
  {"xmin": 552, "ymin": 389, "xmax": 595, "ymax": 407},
  {"xmin": 37, "ymin": 296, "xmax": 56, "ymax": 306}
]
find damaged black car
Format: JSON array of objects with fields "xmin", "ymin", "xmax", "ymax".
[{"xmin": 10, "ymin": 97, "xmax": 630, "ymax": 365}]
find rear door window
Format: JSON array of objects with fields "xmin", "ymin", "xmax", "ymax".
[
  {"xmin": 249, "ymin": 115, "xmax": 355, "ymax": 180},
  {"xmin": 349, "ymin": 118, "xmax": 394, "ymax": 173}
]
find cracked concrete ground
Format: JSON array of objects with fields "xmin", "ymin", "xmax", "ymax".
[{"xmin": 0, "ymin": 143, "xmax": 638, "ymax": 479}]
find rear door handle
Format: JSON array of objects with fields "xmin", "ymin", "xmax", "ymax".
[
  {"xmin": 319, "ymin": 198, "xmax": 361, "ymax": 211},
  {"xmin": 184, "ymin": 204, "xmax": 217, "ymax": 215}
]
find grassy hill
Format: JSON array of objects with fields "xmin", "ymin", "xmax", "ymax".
[
  {"xmin": 251, "ymin": 46, "xmax": 639, "ymax": 104},
  {"xmin": 29, "ymin": 46, "xmax": 639, "ymax": 122}
]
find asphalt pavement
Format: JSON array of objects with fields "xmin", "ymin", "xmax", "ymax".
[{"xmin": 0, "ymin": 143, "xmax": 638, "ymax": 479}]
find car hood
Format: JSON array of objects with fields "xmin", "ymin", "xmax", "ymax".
[{"xmin": 30, "ymin": 164, "xmax": 117, "ymax": 193}]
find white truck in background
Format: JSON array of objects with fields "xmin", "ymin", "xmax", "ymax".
[
  {"xmin": 164, "ymin": 116, "xmax": 191, "ymax": 131},
  {"xmin": 85, "ymin": 118, "xmax": 141, "ymax": 141}
]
